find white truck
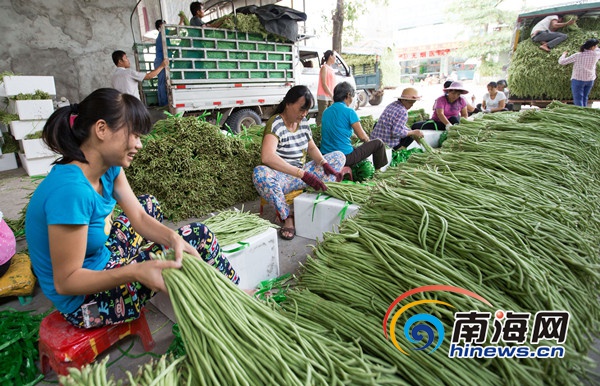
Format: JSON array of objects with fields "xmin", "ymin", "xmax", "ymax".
[{"xmin": 134, "ymin": 24, "xmax": 356, "ymax": 132}]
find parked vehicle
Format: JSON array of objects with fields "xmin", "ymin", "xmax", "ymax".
[
  {"xmin": 134, "ymin": 26, "xmax": 355, "ymax": 133},
  {"xmin": 343, "ymin": 53, "xmax": 384, "ymax": 109}
]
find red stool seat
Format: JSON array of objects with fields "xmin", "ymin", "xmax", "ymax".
[
  {"xmin": 341, "ymin": 166, "xmax": 353, "ymax": 181},
  {"xmin": 38, "ymin": 309, "xmax": 155, "ymax": 375}
]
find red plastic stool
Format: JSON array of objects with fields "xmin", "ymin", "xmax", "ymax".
[{"xmin": 38, "ymin": 308, "xmax": 155, "ymax": 375}]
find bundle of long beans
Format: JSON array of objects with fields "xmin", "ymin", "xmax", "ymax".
[{"xmin": 284, "ymin": 104, "xmax": 600, "ymax": 385}]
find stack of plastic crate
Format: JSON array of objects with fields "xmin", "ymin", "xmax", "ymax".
[{"xmin": 0, "ymin": 75, "xmax": 58, "ymax": 175}]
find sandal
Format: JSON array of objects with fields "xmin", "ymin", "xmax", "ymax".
[{"xmin": 279, "ymin": 226, "xmax": 296, "ymax": 240}]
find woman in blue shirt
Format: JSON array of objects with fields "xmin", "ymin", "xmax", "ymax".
[
  {"xmin": 320, "ymin": 82, "xmax": 387, "ymax": 169},
  {"xmin": 25, "ymin": 88, "xmax": 240, "ymax": 328}
]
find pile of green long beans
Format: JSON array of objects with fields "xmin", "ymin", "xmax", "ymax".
[
  {"xmin": 282, "ymin": 103, "xmax": 600, "ymax": 385},
  {"xmin": 162, "ymin": 252, "xmax": 402, "ymax": 385}
]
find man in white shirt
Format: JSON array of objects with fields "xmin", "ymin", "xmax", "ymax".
[
  {"xmin": 530, "ymin": 15, "xmax": 576, "ymax": 52},
  {"xmin": 111, "ymin": 50, "xmax": 168, "ymax": 101}
]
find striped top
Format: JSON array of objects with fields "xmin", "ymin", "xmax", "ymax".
[
  {"xmin": 263, "ymin": 115, "xmax": 312, "ymax": 168},
  {"xmin": 558, "ymin": 48, "xmax": 600, "ymax": 82}
]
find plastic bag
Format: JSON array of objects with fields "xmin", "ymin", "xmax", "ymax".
[{"xmin": 0, "ymin": 210, "xmax": 16, "ymax": 266}]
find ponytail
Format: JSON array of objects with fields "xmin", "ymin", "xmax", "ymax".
[
  {"xmin": 43, "ymin": 88, "xmax": 151, "ymax": 165},
  {"xmin": 321, "ymin": 50, "xmax": 334, "ymax": 66}
]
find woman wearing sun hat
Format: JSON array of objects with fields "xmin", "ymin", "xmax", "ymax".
[
  {"xmin": 371, "ymin": 87, "xmax": 424, "ymax": 150},
  {"xmin": 412, "ymin": 81, "xmax": 469, "ymax": 131}
]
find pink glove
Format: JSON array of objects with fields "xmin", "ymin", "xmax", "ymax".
[
  {"xmin": 301, "ymin": 171, "xmax": 327, "ymax": 191},
  {"xmin": 322, "ymin": 162, "xmax": 343, "ymax": 182}
]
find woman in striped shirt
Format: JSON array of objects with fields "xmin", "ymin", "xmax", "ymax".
[
  {"xmin": 558, "ymin": 38, "xmax": 600, "ymax": 107},
  {"xmin": 253, "ymin": 86, "xmax": 345, "ymax": 240}
]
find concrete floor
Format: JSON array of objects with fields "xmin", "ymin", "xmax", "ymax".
[{"xmin": 0, "ymin": 165, "xmax": 314, "ymax": 384}]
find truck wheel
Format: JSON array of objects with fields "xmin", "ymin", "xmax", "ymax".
[
  {"xmin": 225, "ymin": 109, "xmax": 262, "ymax": 134},
  {"xmin": 368, "ymin": 93, "xmax": 383, "ymax": 106},
  {"xmin": 356, "ymin": 90, "xmax": 369, "ymax": 108}
]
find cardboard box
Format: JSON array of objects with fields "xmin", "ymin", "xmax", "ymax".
[
  {"xmin": 150, "ymin": 227, "xmax": 280, "ymax": 322},
  {"xmin": 8, "ymin": 100, "xmax": 54, "ymax": 120},
  {"xmin": 0, "ymin": 153, "xmax": 18, "ymax": 172},
  {"xmin": 18, "ymin": 152, "xmax": 58, "ymax": 176},
  {"xmin": 294, "ymin": 192, "xmax": 360, "ymax": 240},
  {"xmin": 10, "ymin": 120, "xmax": 46, "ymax": 140},
  {"xmin": 0, "ymin": 76, "xmax": 56, "ymax": 97},
  {"xmin": 19, "ymin": 138, "xmax": 56, "ymax": 159}
]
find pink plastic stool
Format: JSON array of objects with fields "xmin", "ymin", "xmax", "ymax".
[{"xmin": 38, "ymin": 308, "xmax": 155, "ymax": 376}]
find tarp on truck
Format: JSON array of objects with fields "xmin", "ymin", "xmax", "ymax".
[{"xmin": 236, "ymin": 4, "xmax": 307, "ymax": 42}]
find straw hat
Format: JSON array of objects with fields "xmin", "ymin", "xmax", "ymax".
[
  {"xmin": 443, "ymin": 81, "xmax": 469, "ymax": 95},
  {"xmin": 398, "ymin": 87, "xmax": 421, "ymax": 101}
]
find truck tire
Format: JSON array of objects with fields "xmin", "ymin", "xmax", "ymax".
[
  {"xmin": 356, "ymin": 90, "xmax": 369, "ymax": 108},
  {"xmin": 368, "ymin": 93, "xmax": 383, "ymax": 106},
  {"xmin": 225, "ymin": 109, "xmax": 262, "ymax": 134}
]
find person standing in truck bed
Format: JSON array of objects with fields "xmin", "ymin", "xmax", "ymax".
[{"xmin": 558, "ymin": 38, "xmax": 600, "ymax": 107}]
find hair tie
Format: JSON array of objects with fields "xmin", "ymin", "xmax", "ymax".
[{"xmin": 69, "ymin": 104, "xmax": 79, "ymax": 129}]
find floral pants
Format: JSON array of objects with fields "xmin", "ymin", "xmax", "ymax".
[
  {"xmin": 62, "ymin": 195, "xmax": 239, "ymax": 328},
  {"xmin": 252, "ymin": 151, "xmax": 345, "ymax": 221}
]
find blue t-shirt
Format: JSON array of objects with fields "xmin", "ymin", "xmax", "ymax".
[
  {"xmin": 25, "ymin": 164, "xmax": 121, "ymax": 313},
  {"xmin": 320, "ymin": 101, "xmax": 360, "ymax": 155}
]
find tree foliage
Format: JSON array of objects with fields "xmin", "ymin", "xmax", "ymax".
[{"xmin": 445, "ymin": 0, "xmax": 517, "ymax": 75}]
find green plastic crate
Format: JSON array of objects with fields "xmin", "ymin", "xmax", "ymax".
[
  {"xmin": 277, "ymin": 63, "xmax": 292, "ymax": 70},
  {"xmin": 226, "ymin": 31, "xmax": 237, "ymax": 39},
  {"xmin": 230, "ymin": 52, "xmax": 247, "ymax": 60},
  {"xmin": 217, "ymin": 41, "xmax": 236, "ymax": 50},
  {"xmin": 171, "ymin": 71, "xmax": 182, "ymax": 80},
  {"xmin": 240, "ymin": 62, "xmax": 258, "ymax": 69},
  {"xmin": 247, "ymin": 33, "xmax": 264, "ymax": 41},
  {"xmin": 276, "ymin": 45, "xmax": 292, "ymax": 52},
  {"xmin": 198, "ymin": 61, "xmax": 217, "ymax": 69},
  {"xmin": 259, "ymin": 62, "xmax": 275, "ymax": 70},
  {"xmin": 250, "ymin": 53, "xmax": 267, "ymax": 60},
  {"xmin": 268, "ymin": 53, "xmax": 284, "ymax": 61},
  {"xmin": 182, "ymin": 50, "xmax": 205, "ymax": 59},
  {"xmin": 219, "ymin": 61, "xmax": 238, "ymax": 69},
  {"xmin": 207, "ymin": 51, "xmax": 228, "ymax": 59},
  {"xmin": 172, "ymin": 60, "xmax": 193, "ymax": 69},
  {"xmin": 186, "ymin": 72, "xmax": 206, "ymax": 80},
  {"xmin": 257, "ymin": 43, "xmax": 275, "ymax": 52},
  {"xmin": 230, "ymin": 71, "xmax": 248, "ymax": 78},
  {"xmin": 239, "ymin": 42, "xmax": 255, "ymax": 50},
  {"xmin": 205, "ymin": 30, "xmax": 226, "ymax": 39},
  {"xmin": 269, "ymin": 71, "xmax": 285, "ymax": 78},
  {"xmin": 187, "ymin": 28, "xmax": 202, "ymax": 37},
  {"xmin": 194, "ymin": 40, "xmax": 214, "ymax": 49},
  {"xmin": 251, "ymin": 71, "xmax": 268, "ymax": 78},
  {"xmin": 209, "ymin": 71, "xmax": 229, "ymax": 79}
]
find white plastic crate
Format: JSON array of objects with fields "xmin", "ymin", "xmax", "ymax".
[
  {"xmin": 0, "ymin": 76, "xmax": 56, "ymax": 97},
  {"xmin": 10, "ymin": 120, "xmax": 46, "ymax": 140},
  {"xmin": 8, "ymin": 100, "xmax": 54, "ymax": 120},
  {"xmin": 294, "ymin": 192, "xmax": 360, "ymax": 240},
  {"xmin": 19, "ymin": 138, "xmax": 55, "ymax": 159},
  {"xmin": 223, "ymin": 227, "xmax": 279, "ymax": 290},
  {"xmin": 407, "ymin": 130, "xmax": 443, "ymax": 151},
  {"xmin": 150, "ymin": 227, "xmax": 280, "ymax": 322},
  {"xmin": 18, "ymin": 152, "xmax": 58, "ymax": 176},
  {"xmin": 0, "ymin": 153, "xmax": 18, "ymax": 172}
]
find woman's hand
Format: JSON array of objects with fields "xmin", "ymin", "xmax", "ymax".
[
  {"xmin": 323, "ymin": 162, "xmax": 343, "ymax": 182},
  {"xmin": 138, "ymin": 259, "xmax": 182, "ymax": 293},
  {"xmin": 167, "ymin": 232, "xmax": 200, "ymax": 264}
]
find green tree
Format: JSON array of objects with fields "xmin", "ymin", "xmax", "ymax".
[{"xmin": 445, "ymin": 0, "xmax": 517, "ymax": 76}]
